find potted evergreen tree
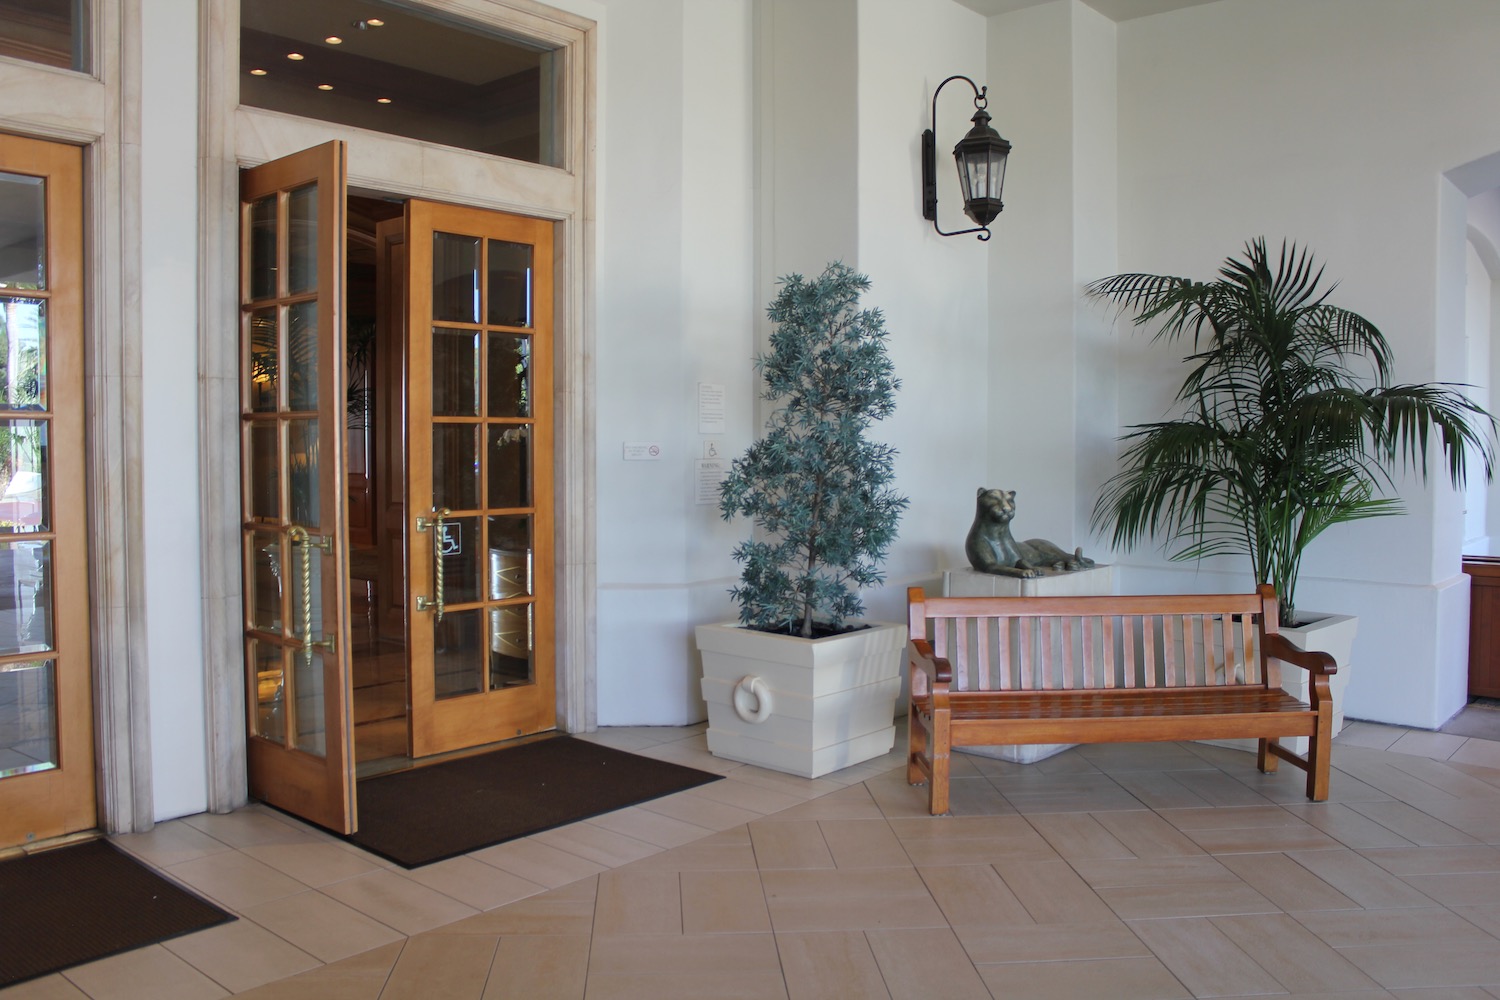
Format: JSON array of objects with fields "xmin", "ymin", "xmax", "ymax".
[
  {"xmin": 1087, "ymin": 239, "xmax": 1494, "ymax": 735},
  {"xmin": 696, "ymin": 262, "xmax": 909, "ymax": 778}
]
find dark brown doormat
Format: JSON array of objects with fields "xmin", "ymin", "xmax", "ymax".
[
  {"xmin": 346, "ymin": 736, "xmax": 722, "ymax": 868},
  {"xmin": 0, "ymin": 838, "xmax": 234, "ymax": 989}
]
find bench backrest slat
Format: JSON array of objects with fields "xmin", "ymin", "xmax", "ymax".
[
  {"xmin": 1220, "ymin": 614, "xmax": 1235, "ymax": 685},
  {"xmin": 1082, "ymin": 616, "xmax": 1096, "ymax": 688},
  {"xmin": 910, "ymin": 587, "xmax": 1280, "ymax": 696},
  {"xmin": 1164, "ymin": 617, "xmax": 1176, "ymax": 689}
]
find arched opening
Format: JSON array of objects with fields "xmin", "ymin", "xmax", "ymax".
[{"xmin": 1462, "ymin": 218, "xmax": 1500, "ymax": 553}]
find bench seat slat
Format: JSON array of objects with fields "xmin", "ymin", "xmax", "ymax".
[{"xmin": 920, "ymin": 687, "xmax": 1310, "ymax": 719}]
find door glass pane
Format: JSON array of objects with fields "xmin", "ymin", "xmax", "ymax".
[
  {"xmin": 251, "ymin": 641, "xmax": 286, "ymax": 745},
  {"xmin": 490, "ymin": 605, "xmax": 532, "ymax": 688},
  {"xmin": 432, "ymin": 329, "xmax": 479, "ymax": 416},
  {"xmin": 432, "ymin": 233, "xmax": 480, "ymax": 323},
  {"xmin": 488, "ymin": 425, "xmax": 529, "ymax": 509},
  {"xmin": 247, "ymin": 423, "xmax": 279, "ymax": 521},
  {"xmin": 288, "ymin": 419, "xmax": 320, "ymax": 528},
  {"xmin": 293, "ymin": 649, "xmax": 327, "ymax": 756},
  {"xmin": 248, "ymin": 308, "xmax": 279, "ymax": 411},
  {"xmin": 0, "ymin": 420, "xmax": 46, "ymax": 533},
  {"xmin": 0, "ymin": 173, "xmax": 45, "ymax": 289},
  {"xmin": 438, "ymin": 515, "xmax": 480, "ymax": 605},
  {"xmin": 288, "ymin": 183, "xmax": 318, "ymax": 295},
  {"xmin": 248, "ymin": 194, "xmax": 277, "ymax": 301},
  {"xmin": 287, "ymin": 301, "xmax": 318, "ymax": 411},
  {"xmin": 487, "ymin": 334, "xmax": 530, "ymax": 418},
  {"xmin": 249, "ymin": 531, "xmax": 283, "ymax": 632},
  {"xmin": 0, "ymin": 299, "xmax": 46, "ymax": 410},
  {"xmin": 0, "ymin": 660, "xmax": 57, "ymax": 777},
  {"xmin": 487, "ymin": 240, "xmax": 533, "ymax": 327},
  {"xmin": 488, "ymin": 515, "xmax": 531, "ymax": 599},
  {"xmin": 433, "ymin": 423, "xmax": 479, "ymax": 511},
  {"xmin": 433, "ymin": 608, "xmax": 482, "ymax": 699},
  {"xmin": 0, "ymin": 541, "xmax": 51, "ymax": 655}
]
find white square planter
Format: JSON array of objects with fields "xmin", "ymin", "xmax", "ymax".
[
  {"xmin": 1276, "ymin": 611, "xmax": 1356, "ymax": 752},
  {"xmin": 1203, "ymin": 611, "xmax": 1356, "ymax": 757},
  {"xmin": 695, "ymin": 620, "xmax": 906, "ymax": 778}
]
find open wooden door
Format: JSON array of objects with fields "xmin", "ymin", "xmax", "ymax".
[
  {"xmin": 239, "ymin": 141, "xmax": 357, "ymax": 833},
  {"xmin": 0, "ymin": 135, "xmax": 94, "ymax": 847},
  {"xmin": 405, "ymin": 200, "xmax": 555, "ymax": 757}
]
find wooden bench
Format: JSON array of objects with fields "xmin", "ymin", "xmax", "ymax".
[{"xmin": 906, "ymin": 584, "xmax": 1337, "ymax": 815}]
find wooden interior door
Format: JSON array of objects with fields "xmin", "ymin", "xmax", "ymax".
[
  {"xmin": 405, "ymin": 200, "xmax": 555, "ymax": 757},
  {"xmin": 0, "ymin": 134, "xmax": 93, "ymax": 848},
  {"xmin": 239, "ymin": 141, "xmax": 357, "ymax": 833},
  {"xmin": 1465, "ymin": 556, "xmax": 1500, "ymax": 698}
]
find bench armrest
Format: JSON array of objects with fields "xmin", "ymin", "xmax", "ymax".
[
  {"xmin": 908, "ymin": 637, "xmax": 953, "ymax": 698},
  {"xmin": 1264, "ymin": 633, "xmax": 1338, "ymax": 677}
]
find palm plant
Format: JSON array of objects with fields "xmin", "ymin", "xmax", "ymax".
[{"xmin": 1087, "ymin": 238, "xmax": 1495, "ymax": 626}]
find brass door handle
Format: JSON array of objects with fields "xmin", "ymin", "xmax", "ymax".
[
  {"xmin": 287, "ymin": 526, "xmax": 334, "ymax": 662},
  {"xmin": 415, "ymin": 507, "xmax": 451, "ymax": 621}
]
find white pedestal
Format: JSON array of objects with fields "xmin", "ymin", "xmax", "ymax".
[
  {"xmin": 940, "ymin": 565, "xmax": 1114, "ymax": 764},
  {"xmin": 943, "ymin": 564, "xmax": 1115, "ymax": 599}
]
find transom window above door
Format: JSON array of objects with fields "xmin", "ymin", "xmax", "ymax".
[
  {"xmin": 240, "ymin": 0, "xmax": 563, "ymax": 166},
  {"xmin": 0, "ymin": 0, "xmax": 88, "ymax": 72}
]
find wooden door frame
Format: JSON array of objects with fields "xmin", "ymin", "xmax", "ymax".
[
  {"xmin": 0, "ymin": 134, "xmax": 95, "ymax": 846},
  {"xmin": 0, "ymin": 0, "xmax": 597, "ymax": 834},
  {"xmin": 199, "ymin": 0, "xmax": 598, "ymax": 815},
  {"xmin": 0, "ymin": 0, "xmax": 157, "ymax": 836}
]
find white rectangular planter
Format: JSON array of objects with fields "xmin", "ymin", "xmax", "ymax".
[
  {"xmin": 1204, "ymin": 611, "xmax": 1356, "ymax": 756},
  {"xmin": 1276, "ymin": 612, "xmax": 1356, "ymax": 753},
  {"xmin": 695, "ymin": 620, "xmax": 906, "ymax": 779}
]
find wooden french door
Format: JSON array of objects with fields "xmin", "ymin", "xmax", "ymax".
[
  {"xmin": 238, "ymin": 142, "xmax": 357, "ymax": 833},
  {"xmin": 0, "ymin": 134, "xmax": 92, "ymax": 848},
  {"xmin": 405, "ymin": 201, "xmax": 555, "ymax": 757}
]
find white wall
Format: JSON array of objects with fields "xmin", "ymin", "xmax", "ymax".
[
  {"xmin": 988, "ymin": 1, "xmax": 1117, "ymax": 552},
  {"xmin": 854, "ymin": 0, "xmax": 992, "ymax": 623},
  {"xmin": 142, "ymin": 0, "xmax": 208, "ymax": 819},
  {"xmin": 594, "ymin": 0, "xmax": 756, "ymax": 725},
  {"xmin": 1087, "ymin": 0, "xmax": 1500, "ymax": 727},
  {"xmin": 591, "ymin": 0, "xmax": 996, "ymax": 723}
]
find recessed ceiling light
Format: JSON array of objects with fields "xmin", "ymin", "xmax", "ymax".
[
  {"xmin": 318, "ymin": 84, "xmax": 334, "ymax": 91},
  {"xmin": 287, "ymin": 52, "xmax": 304, "ymax": 60},
  {"xmin": 250, "ymin": 68, "xmax": 268, "ymax": 76},
  {"xmin": 325, "ymin": 35, "xmax": 343, "ymax": 44},
  {"xmin": 376, "ymin": 97, "xmax": 392, "ymax": 104},
  {"xmin": 365, "ymin": 18, "xmax": 385, "ymax": 27}
]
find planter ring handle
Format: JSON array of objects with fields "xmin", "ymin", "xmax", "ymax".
[{"xmin": 732, "ymin": 675, "xmax": 773, "ymax": 724}]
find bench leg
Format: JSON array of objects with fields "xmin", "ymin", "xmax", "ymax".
[
  {"xmin": 907, "ymin": 698, "xmax": 928, "ymax": 787},
  {"xmin": 1307, "ymin": 717, "xmax": 1331, "ymax": 802},
  {"xmin": 927, "ymin": 708, "xmax": 951, "ymax": 816},
  {"xmin": 1257, "ymin": 737, "xmax": 1279, "ymax": 774}
]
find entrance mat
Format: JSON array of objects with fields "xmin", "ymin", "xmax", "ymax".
[
  {"xmin": 1440, "ymin": 698, "xmax": 1500, "ymax": 741},
  {"xmin": 0, "ymin": 838, "xmax": 234, "ymax": 989},
  {"xmin": 347, "ymin": 736, "xmax": 722, "ymax": 868}
]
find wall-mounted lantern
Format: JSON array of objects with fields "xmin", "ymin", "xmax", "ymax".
[{"xmin": 922, "ymin": 74, "xmax": 1012, "ymax": 241}]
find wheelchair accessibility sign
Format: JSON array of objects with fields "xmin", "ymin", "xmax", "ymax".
[{"xmin": 440, "ymin": 522, "xmax": 462, "ymax": 556}]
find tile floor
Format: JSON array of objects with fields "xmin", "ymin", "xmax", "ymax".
[{"xmin": 8, "ymin": 720, "xmax": 1500, "ymax": 999}]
